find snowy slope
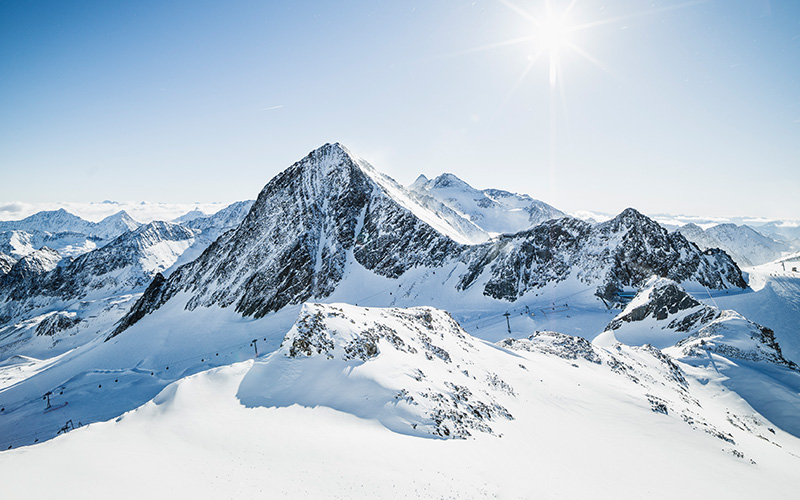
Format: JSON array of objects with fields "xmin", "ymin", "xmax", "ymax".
[
  {"xmin": 409, "ymin": 172, "xmax": 566, "ymax": 238},
  {"xmin": 2, "ymin": 303, "xmax": 799, "ymax": 498},
  {"xmin": 678, "ymin": 222, "xmax": 790, "ymax": 267},
  {"xmin": 596, "ymin": 277, "xmax": 800, "ymax": 435},
  {"xmin": 1, "ymin": 142, "xmax": 796, "ymax": 498},
  {"xmin": 707, "ymin": 256, "xmax": 800, "ymax": 365}
]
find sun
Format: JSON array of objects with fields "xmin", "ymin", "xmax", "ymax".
[
  {"xmin": 537, "ymin": 10, "xmax": 571, "ymax": 52},
  {"xmin": 534, "ymin": 9, "xmax": 574, "ymax": 86}
]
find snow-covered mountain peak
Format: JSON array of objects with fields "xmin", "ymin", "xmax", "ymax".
[
  {"xmin": 430, "ymin": 172, "xmax": 472, "ymax": 190},
  {"xmin": 172, "ymin": 208, "xmax": 208, "ymax": 224},
  {"xmin": 6, "ymin": 247, "xmax": 61, "ymax": 281},
  {"xmin": 598, "ymin": 207, "xmax": 663, "ymax": 233},
  {"xmin": 410, "ymin": 173, "xmax": 429, "ymax": 190},
  {"xmin": 99, "ymin": 210, "xmax": 138, "ymax": 226},
  {"xmin": 408, "ymin": 170, "xmax": 566, "ymax": 237},
  {"xmin": 94, "ymin": 210, "xmax": 141, "ymax": 239},
  {"xmin": 0, "ymin": 208, "xmax": 93, "ymax": 235},
  {"xmin": 238, "ymin": 302, "xmax": 515, "ymax": 439}
]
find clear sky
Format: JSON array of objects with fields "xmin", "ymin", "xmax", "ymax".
[{"xmin": 1, "ymin": 0, "xmax": 798, "ymax": 220}]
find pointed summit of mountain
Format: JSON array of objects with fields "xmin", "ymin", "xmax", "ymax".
[
  {"xmin": 95, "ymin": 210, "xmax": 141, "ymax": 239},
  {"xmin": 408, "ymin": 172, "xmax": 566, "ymax": 237},
  {"xmin": 430, "ymin": 173, "xmax": 471, "ymax": 189},
  {"xmin": 410, "ymin": 174, "xmax": 430, "ymax": 190},
  {"xmin": 173, "ymin": 208, "xmax": 208, "ymax": 225},
  {"xmin": 111, "ymin": 143, "xmax": 465, "ymax": 336},
  {"xmin": 111, "ymin": 146, "xmax": 748, "ymax": 340}
]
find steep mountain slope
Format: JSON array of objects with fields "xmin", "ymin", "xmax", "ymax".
[
  {"xmin": 678, "ymin": 222, "xmax": 789, "ymax": 267},
  {"xmin": 409, "ymin": 172, "xmax": 566, "ymax": 238},
  {"xmin": 3, "ymin": 247, "xmax": 62, "ymax": 284},
  {"xmin": 113, "ymin": 143, "xmax": 464, "ymax": 333},
  {"xmin": 458, "ymin": 209, "xmax": 746, "ymax": 304},
  {"xmin": 114, "ymin": 144, "xmax": 746, "ymax": 338},
  {"xmin": 0, "ymin": 253, "xmax": 15, "ymax": 276}
]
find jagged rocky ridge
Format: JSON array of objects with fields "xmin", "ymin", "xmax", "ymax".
[
  {"xmin": 113, "ymin": 143, "xmax": 746, "ymax": 337},
  {"xmin": 605, "ymin": 277, "xmax": 796, "ymax": 367},
  {"xmin": 239, "ymin": 303, "xmax": 515, "ymax": 439},
  {"xmin": 0, "ymin": 253, "xmax": 16, "ymax": 276}
]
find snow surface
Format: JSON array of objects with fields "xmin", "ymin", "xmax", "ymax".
[{"xmin": 2, "ymin": 303, "xmax": 800, "ymax": 498}]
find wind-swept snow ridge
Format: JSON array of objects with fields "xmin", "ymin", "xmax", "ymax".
[{"xmin": 238, "ymin": 303, "xmax": 515, "ymax": 438}]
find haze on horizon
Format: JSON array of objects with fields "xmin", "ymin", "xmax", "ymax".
[{"xmin": 1, "ymin": 0, "xmax": 798, "ymax": 220}]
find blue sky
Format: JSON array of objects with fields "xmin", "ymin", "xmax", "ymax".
[{"xmin": 1, "ymin": 0, "xmax": 798, "ymax": 219}]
